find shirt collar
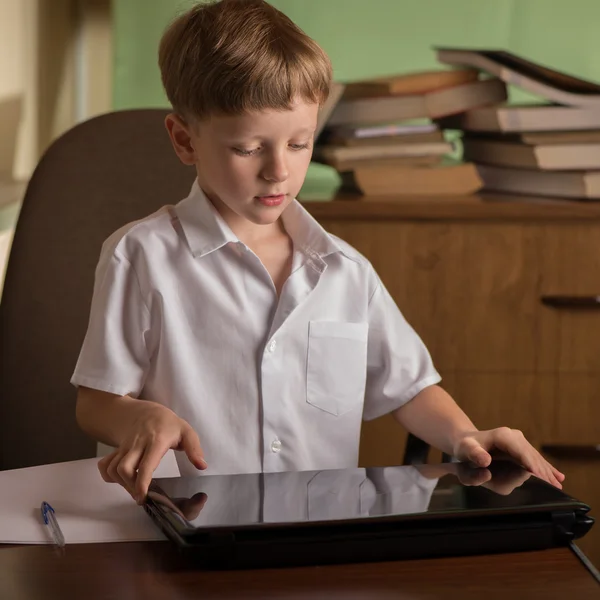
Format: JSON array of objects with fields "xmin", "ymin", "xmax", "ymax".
[
  {"xmin": 280, "ymin": 199, "xmax": 345, "ymax": 260},
  {"xmin": 175, "ymin": 181, "xmax": 239, "ymax": 258},
  {"xmin": 175, "ymin": 179, "xmax": 346, "ymax": 261}
]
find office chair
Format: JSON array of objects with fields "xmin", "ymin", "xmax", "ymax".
[
  {"xmin": 0, "ymin": 109, "xmax": 195, "ymax": 470},
  {"xmin": 0, "ymin": 109, "xmax": 432, "ymax": 470}
]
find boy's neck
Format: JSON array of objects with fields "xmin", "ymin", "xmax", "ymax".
[{"xmin": 236, "ymin": 218, "xmax": 289, "ymax": 248}]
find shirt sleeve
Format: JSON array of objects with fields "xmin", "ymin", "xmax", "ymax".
[
  {"xmin": 70, "ymin": 245, "xmax": 152, "ymax": 397},
  {"xmin": 363, "ymin": 272, "xmax": 441, "ymax": 421}
]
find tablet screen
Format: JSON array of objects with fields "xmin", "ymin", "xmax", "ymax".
[{"xmin": 146, "ymin": 460, "xmax": 583, "ymax": 532}]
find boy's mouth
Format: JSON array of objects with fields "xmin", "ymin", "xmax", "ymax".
[{"xmin": 255, "ymin": 194, "xmax": 286, "ymax": 207}]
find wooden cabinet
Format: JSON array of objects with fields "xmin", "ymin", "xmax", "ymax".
[
  {"xmin": 538, "ymin": 225, "xmax": 600, "ymax": 372},
  {"xmin": 306, "ymin": 193, "xmax": 600, "ymax": 568}
]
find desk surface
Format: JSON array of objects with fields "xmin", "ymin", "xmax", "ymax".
[{"xmin": 1, "ymin": 542, "xmax": 598, "ymax": 600}]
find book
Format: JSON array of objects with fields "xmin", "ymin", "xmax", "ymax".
[
  {"xmin": 314, "ymin": 141, "xmax": 453, "ymax": 165},
  {"xmin": 463, "ymin": 138, "xmax": 600, "ymax": 170},
  {"xmin": 466, "ymin": 130, "xmax": 600, "ymax": 145},
  {"xmin": 323, "ymin": 129, "xmax": 445, "ymax": 147},
  {"xmin": 324, "ymin": 122, "xmax": 440, "ymax": 140},
  {"xmin": 476, "ymin": 164, "xmax": 600, "ymax": 199},
  {"xmin": 319, "ymin": 154, "xmax": 443, "ymax": 172},
  {"xmin": 327, "ymin": 78, "xmax": 507, "ymax": 127},
  {"xmin": 315, "ymin": 81, "xmax": 346, "ymax": 141},
  {"xmin": 438, "ymin": 104, "xmax": 600, "ymax": 133},
  {"xmin": 435, "ymin": 47, "xmax": 600, "ymax": 107},
  {"xmin": 340, "ymin": 160, "xmax": 483, "ymax": 196},
  {"xmin": 342, "ymin": 68, "xmax": 478, "ymax": 99}
]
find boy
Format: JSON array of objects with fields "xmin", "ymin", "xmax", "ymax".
[{"xmin": 72, "ymin": 0, "xmax": 563, "ymax": 505}]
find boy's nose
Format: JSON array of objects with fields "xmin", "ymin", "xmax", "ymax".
[{"xmin": 261, "ymin": 154, "xmax": 289, "ymax": 183}]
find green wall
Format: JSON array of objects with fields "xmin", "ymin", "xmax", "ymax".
[{"xmin": 113, "ymin": 0, "xmax": 600, "ymax": 197}]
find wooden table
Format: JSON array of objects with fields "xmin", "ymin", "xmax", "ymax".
[{"xmin": 1, "ymin": 541, "xmax": 598, "ymax": 599}]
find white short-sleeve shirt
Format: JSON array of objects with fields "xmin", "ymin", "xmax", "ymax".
[{"xmin": 71, "ymin": 182, "xmax": 440, "ymax": 476}]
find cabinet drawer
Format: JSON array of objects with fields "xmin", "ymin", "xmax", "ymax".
[
  {"xmin": 538, "ymin": 225, "xmax": 600, "ymax": 373},
  {"xmin": 542, "ymin": 374, "xmax": 600, "ymax": 445}
]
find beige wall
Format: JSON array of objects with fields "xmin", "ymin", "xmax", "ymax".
[
  {"xmin": 0, "ymin": 0, "xmax": 112, "ymax": 183},
  {"xmin": 78, "ymin": 0, "xmax": 113, "ymax": 120},
  {"xmin": 0, "ymin": 0, "xmax": 112, "ymax": 296},
  {"xmin": 0, "ymin": 0, "xmax": 75, "ymax": 181},
  {"xmin": 0, "ymin": 1, "xmax": 25, "ymax": 96},
  {"xmin": 0, "ymin": 0, "xmax": 26, "ymax": 180}
]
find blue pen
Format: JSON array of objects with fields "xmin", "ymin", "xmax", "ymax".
[{"xmin": 41, "ymin": 501, "xmax": 66, "ymax": 547}]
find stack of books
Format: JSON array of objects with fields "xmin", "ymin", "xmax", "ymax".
[
  {"xmin": 435, "ymin": 48, "xmax": 600, "ymax": 200},
  {"xmin": 314, "ymin": 70, "xmax": 508, "ymax": 197}
]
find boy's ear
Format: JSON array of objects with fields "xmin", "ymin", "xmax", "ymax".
[{"xmin": 165, "ymin": 113, "xmax": 197, "ymax": 166}]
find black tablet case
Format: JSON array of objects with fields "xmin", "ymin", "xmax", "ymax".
[{"xmin": 144, "ymin": 461, "xmax": 593, "ymax": 569}]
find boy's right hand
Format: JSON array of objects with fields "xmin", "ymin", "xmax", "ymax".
[{"xmin": 97, "ymin": 402, "xmax": 207, "ymax": 504}]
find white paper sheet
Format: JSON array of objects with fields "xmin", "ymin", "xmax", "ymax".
[{"xmin": 0, "ymin": 451, "xmax": 180, "ymax": 544}]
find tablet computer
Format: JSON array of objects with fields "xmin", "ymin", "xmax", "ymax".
[{"xmin": 144, "ymin": 460, "xmax": 593, "ymax": 569}]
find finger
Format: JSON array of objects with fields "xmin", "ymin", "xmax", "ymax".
[
  {"xmin": 552, "ymin": 465, "xmax": 566, "ymax": 482},
  {"xmin": 98, "ymin": 450, "xmax": 119, "ymax": 483},
  {"xmin": 135, "ymin": 442, "xmax": 170, "ymax": 504},
  {"xmin": 542, "ymin": 468, "xmax": 562, "ymax": 489},
  {"xmin": 544, "ymin": 463, "xmax": 563, "ymax": 489},
  {"xmin": 180, "ymin": 426, "xmax": 208, "ymax": 470},
  {"xmin": 543, "ymin": 459, "xmax": 564, "ymax": 487},
  {"xmin": 529, "ymin": 453, "xmax": 563, "ymax": 489},
  {"xmin": 493, "ymin": 428, "xmax": 536, "ymax": 472},
  {"xmin": 117, "ymin": 446, "xmax": 145, "ymax": 496},
  {"xmin": 106, "ymin": 450, "xmax": 135, "ymax": 496},
  {"xmin": 529, "ymin": 455, "xmax": 562, "ymax": 489},
  {"xmin": 482, "ymin": 429, "xmax": 564, "ymax": 489},
  {"xmin": 459, "ymin": 437, "xmax": 492, "ymax": 468}
]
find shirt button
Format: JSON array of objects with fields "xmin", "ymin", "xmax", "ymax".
[
  {"xmin": 267, "ymin": 340, "xmax": 277, "ymax": 353},
  {"xmin": 271, "ymin": 439, "xmax": 282, "ymax": 453}
]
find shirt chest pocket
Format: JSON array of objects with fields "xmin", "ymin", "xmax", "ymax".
[{"xmin": 306, "ymin": 321, "xmax": 369, "ymax": 416}]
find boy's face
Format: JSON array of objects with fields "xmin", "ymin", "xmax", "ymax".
[{"xmin": 166, "ymin": 98, "xmax": 319, "ymax": 229}]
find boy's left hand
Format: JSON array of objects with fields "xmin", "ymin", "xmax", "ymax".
[{"xmin": 453, "ymin": 427, "xmax": 565, "ymax": 489}]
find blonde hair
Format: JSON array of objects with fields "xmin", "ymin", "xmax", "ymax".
[{"xmin": 158, "ymin": 0, "xmax": 333, "ymax": 121}]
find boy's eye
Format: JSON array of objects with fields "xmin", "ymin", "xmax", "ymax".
[
  {"xmin": 232, "ymin": 143, "xmax": 311, "ymax": 156},
  {"xmin": 233, "ymin": 147, "xmax": 260, "ymax": 156}
]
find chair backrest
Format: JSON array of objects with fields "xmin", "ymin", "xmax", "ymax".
[{"xmin": 0, "ymin": 109, "xmax": 196, "ymax": 470}]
